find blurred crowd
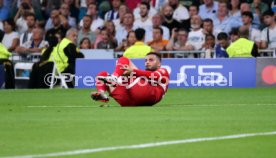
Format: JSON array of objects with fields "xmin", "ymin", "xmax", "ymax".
[{"xmin": 0, "ymin": 0, "xmax": 275, "ymax": 55}]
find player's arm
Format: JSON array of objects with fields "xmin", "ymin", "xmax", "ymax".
[
  {"xmin": 132, "ymin": 69, "xmax": 168, "ymax": 82},
  {"xmin": 122, "ymin": 65, "xmax": 169, "ymax": 82}
]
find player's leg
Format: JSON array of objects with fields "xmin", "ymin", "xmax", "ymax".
[
  {"xmin": 127, "ymin": 79, "xmax": 160, "ymax": 106},
  {"xmin": 91, "ymin": 71, "xmax": 116, "ymax": 102},
  {"xmin": 112, "ymin": 57, "xmax": 138, "ymax": 77},
  {"xmin": 91, "ymin": 71, "xmax": 134, "ymax": 106},
  {"xmin": 97, "ymin": 57, "xmax": 138, "ymax": 84}
]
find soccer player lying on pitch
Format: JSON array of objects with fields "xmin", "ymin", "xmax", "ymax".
[{"xmin": 91, "ymin": 52, "xmax": 170, "ymax": 106}]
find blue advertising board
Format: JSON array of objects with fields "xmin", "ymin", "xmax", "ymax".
[{"xmin": 75, "ymin": 58, "xmax": 256, "ymax": 88}]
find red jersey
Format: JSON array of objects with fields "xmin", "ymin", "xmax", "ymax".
[{"xmin": 110, "ymin": 68, "xmax": 170, "ymax": 106}]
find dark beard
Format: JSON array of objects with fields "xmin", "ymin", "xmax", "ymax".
[
  {"xmin": 145, "ymin": 67, "xmax": 157, "ymax": 71},
  {"xmin": 141, "ymin": 13, "xmax": 148, "ymax": 18},
  {"xmin": 164, "ymin": 14, "xmax": 173, "ymax": 20}
]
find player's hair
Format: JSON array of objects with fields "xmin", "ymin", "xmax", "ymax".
[
  {"xmin": 147, "ymin": 52, "xmax": 162, "ymax": 62},
  {"xmin": 135, "ymin": 28, "xmax": 145, "ymax": 41},
  {"xmin": 217, "ymin": 32, "xmax": 229, "ymax": 40}
]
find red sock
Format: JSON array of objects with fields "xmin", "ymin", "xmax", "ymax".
[
  {"xmin": 96, "ymin": 71, "xmax": 108, "ymax": 92},
  {"xmin": 112, "ymin": 57, "xmax": 130, "ymax": 77}
]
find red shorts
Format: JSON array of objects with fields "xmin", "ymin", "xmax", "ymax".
[{"xmin": 110, "ymin": 78, "xmax": 164, "ymax": 106}]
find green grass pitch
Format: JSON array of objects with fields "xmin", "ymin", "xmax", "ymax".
[{"xmin": 0, "ymin": 88, "xmax": 276, "ymax": 158}]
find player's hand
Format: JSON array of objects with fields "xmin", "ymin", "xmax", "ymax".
[{"xmin": 121, "ymin": 64, "xmax": 132, "ymax": 76}]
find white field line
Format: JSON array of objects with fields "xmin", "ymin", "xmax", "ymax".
[
  {"xmin": 27, "ymin": 106, "xmax": 92, "ymax": 108},
  {"xmin": 26, "ymin": 103, "xmax": 276, "ymax": 108},
  {"xmin": 1, "ymin": 131, "xmax": 276, "ymax": 158}
]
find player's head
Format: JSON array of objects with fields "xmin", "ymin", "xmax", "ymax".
[
  {"xmin": 135, "ymin": 28, "xmax": 145, "ymax": 41},
  {"xmin": 145, "ymin": 52, "xmax": 162, "ymax": 71}
]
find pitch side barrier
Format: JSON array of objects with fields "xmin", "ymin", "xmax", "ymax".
[{"xmin": 76, "ymin": 58, "xmax": 258, "ymax": 88}]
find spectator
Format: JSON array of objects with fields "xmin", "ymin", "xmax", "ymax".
[
  {"xmin": 187, "ymin": 15, "xmax": 205, "ymax": 51},
  {"xmin": 113, "ymin": 4, "xmax": 129, "ymax": 30},
  {"xmin": 115, "ymin": 30, "xmax": 136, "ymax": 52},
  {"xmin": 226, "ymin": 26, "xmax": 259, "ymax": 57},
  {"xmin": 260, "ymin": 9, "xmax": 276, "ymax": 49},
  {"xmin": 202, "ymin": 18, "xmax": 214, "ymax": 35},
  {"xmin": 242, "ymin": 11, "xmax": 261, "ymax": 47},
  {"xmin": 0, "ymin": 30, "xmax": 14, "ymax": 88},
  {"xmin": 134, "ymin": 2, "xmax": 153, "ymax": 28},
  {"xmin": 96, "ymin": 27, "xmax": 117, "ymax": 49},
  {"xmin": 212, "ymin": 1, "xmax": 241, "ymax": 34},
  {"xmin": 45, "ymin": 10, "xmax": 68, "ymax": 45},
  {"xmin": 240, "ymin": 2, "xmax": 261, "ymax": 29},
  {"xmin": 181, "ymin": 4, "xmax": 199, "ymax": 31},
  {"xmin": 45, "ymin": 3, "xmax": 77, "ymax": 30},
  {"xmin": 115, "ymin": 12, "xmax": 136, "ymax": 45},
  {"xmin": 43, "ymin": 0, "xmax": 62, "ymax": 17},
  {"xmin": 105, "ymin": 20, "xmax": 116, "ymax": 38},
  {"xmin": 79, "ymin": 3, "xmax": 104, "ymax": 32},
  {"xmin": 63, "ymin": 0, "xmax": 79, "ymax": 22},
  {"xmin": 199, "ymin": 0, "xmax": 218, "ymax": 20},
  {"xmin": 133, "ymin": 0, "xmax": 157, "ymax": 19},
  {"xmin": 169, "ymin": 0, "xmax": 190, "ymax": 22},
  {"xmin": 229, "ymin": 27, "xmax": 239, "ymax": 43},
  {"xmin": 10, "ymin": 0, "xmax": 43, "ymax": 22},
  {"xmin": 162, "ymin": 5, "xmax": 181, "ymax": 36},
  {"xmin": 123, "ymin": 28, "xmax": 153, "ymax": 58},
  {"xmin": 104, "ymin": 0, "xmax": 122, "ymax": 21},
  {"xmin": 77, "ymin": 0, "xmax": 96, "ymax": 21},
  {"xmin": 16, "ymin": 28, "xmax": 48, "ymax": 54},
  {"xmin": 230, "ymin": 0, "xmax": 241, "ymax": 18},
  {"xmin": 2, "ymin": 19, "xmax": 19, "ymax": 52},
  {"xmin": 94, "ymin": 20, "xmax": 117, "ymax": 47},
  {"xmin": 189, "ymin": 4, "xmax": 199, "ymax": 16},
  {"xmin": 14, "ymin": 2, "xmax": 34, "ymax": 34},
  {"xmin": 0, "ymin": 0, "xmax": 9, "ymax": 21},
  {"xmin": 215, "ymin": 32, "xmax": 229, "ymax": 58},
  {"xmin": 166, "ymin": 28, "xmax": 194, "ymax": 51},
  {"xmin": 77, "ymin": 15, "xmax": 96, "ymax": 48},
  {"xmin": 19, "ymin": 12, "xmax": 36, "ymax": 46},
  {"xmin": 202, "ymin": 34, "xmax": 215, "ymax": 58},
  {"xmin": 147, "ymin": 27, "xmax": 169, "ymax": 52},
  {"xmin": 251, "ymin": 0, "xmax": 269, "ymax": 16},
  {"xmin": 145, "ymin": 13, "xmax": 170, "ymax": 42},
  {"xmin": 79, "ymin": 37, "xmax": 92, "ymax": 49}
]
